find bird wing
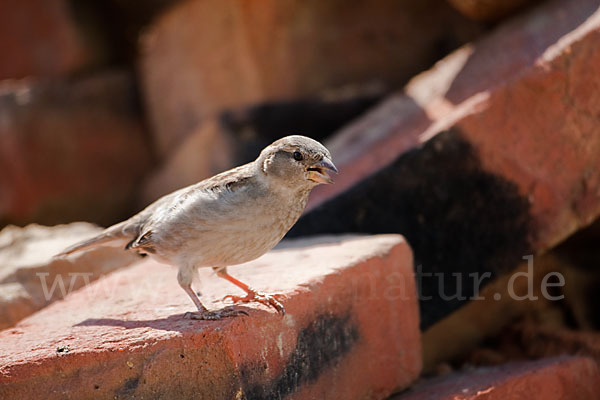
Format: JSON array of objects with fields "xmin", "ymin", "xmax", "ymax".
[
  {"xmin": 126, "ymin": 163, "xmax": 257, "ymax": 252},
  {"xmin": 193, "ymin": 163, "xmax": 255, "ymax": 192},
  {"xmin": 56, "ymin": 163, "xmax": 257, "ymax": 257}
]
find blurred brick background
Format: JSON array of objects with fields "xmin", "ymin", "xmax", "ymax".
[
  {"xmin": 4, "ymin": 0, "xmax": 600, "ymax": 399},
  {"xmin": 0, "ymin": 0, "xmax": 488, "ymax": 227}
]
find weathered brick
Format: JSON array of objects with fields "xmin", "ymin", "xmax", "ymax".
[
  {"xmin": 0, "ymin": 223, "xmax": 140, "ymax": 330},
  {"xmin": 290, "ymin": 0, "xmax": 600, "ymax": 328},
  {"xmin": 393, "ymin": 356, "xmax": 600, "ymax": 400},
  {"xmin": 0, "ymin": 0, "xmax": 103, "ymax": 79},
  {"xmin": 0, "ymin": 71, "xmax": 153, "ymax": 226},
  {"xmin": 446, "ymin": 0, "xmax": 542, "ymax": 21},
  {"xmin": 499, "ymin": 322, "xmax": 600, "ymax": 366},
  {"xmin": 139, "ymin": 0, "xmax": 484, "ymax": 157},
  {"xmin": 0, "ymin": 235, "xmax": 420, "ymax": 399}
]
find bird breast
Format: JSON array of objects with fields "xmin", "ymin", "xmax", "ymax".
[{"xmin": 153, "ymin": 183, "xmax": 310, "ymax": 268}]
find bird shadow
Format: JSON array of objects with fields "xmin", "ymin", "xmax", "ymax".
[{"xmin": 74, "ymin": 307, "xmax": 253, "ymax": 333}]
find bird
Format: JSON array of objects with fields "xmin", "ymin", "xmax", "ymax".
[{"xmin": 57, "ymin": 135, "xmax": 337, "ymax": 320}]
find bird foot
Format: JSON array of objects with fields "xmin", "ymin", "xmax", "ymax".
[
  {"xmin": 183, "ymin": 306, "xmax": 248, "ymax": 320},
  {"xmin": 223, "ymin": 290, "xmax": 286, "ymax": 315}
]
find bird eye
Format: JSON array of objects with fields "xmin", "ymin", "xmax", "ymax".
[{"xmin": 293, "ymin": 151, "xmax": 303, "ymax": 161}]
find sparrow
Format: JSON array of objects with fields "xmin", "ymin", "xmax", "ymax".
[{"xmin": 57, "ymin": 135, "xmax": 337, "ymax": 320}]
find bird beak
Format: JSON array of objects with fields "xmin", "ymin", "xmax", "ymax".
[{"xmin": 307, "ymin": 157, "xmax": 338, "ymax": 184}]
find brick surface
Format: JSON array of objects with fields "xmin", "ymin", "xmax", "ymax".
[
  {"xmin": 0, "ymin": 0, "xmax": 102, "ymax": 79},
  {"xmin": 498, "ymin": 322, "xmax": 600, "ymax": 365},
  {"xmin": 0, "ymin": 71, "xmax": 153, "ymax": 226},
  {"xmin": 290, "ymin": 0, "xmax": 600, "ymax": 328},
  {"xmin": 307, "ymin": 0, "xmax": 600, "ymax": 232},
  {"xmin": 0, "ymin": 235, "xmax": 420, "ymax": 399},
  {"xmin": 393, "ymin": 356, "xmax": 600, "ymax": 400},
  {"xmin": 446, "ymin": 0, "xmax": 542, "ymax": 21},
  {"xmin": 0, "ymin": 223, "xmax": 140, "ymax": 330},
  {"xmin": 139, "ymin": 0, "xmax": 484, "ymax": 156}
]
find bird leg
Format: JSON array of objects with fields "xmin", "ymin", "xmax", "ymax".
[
  {"xmin": 181, "ymin": 283, "xmax": 208, "ymax": 312},
  {"xmin": 178, "ymin": 268, "xmax": 247, "ymax": 320},
  {"xmin": 215, "ymin": 268, "xmax": 286, "ymax": 315}
]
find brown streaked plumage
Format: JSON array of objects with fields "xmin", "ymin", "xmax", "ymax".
[{"xmin": 57, "ymin": 135, "xmax": 337, "ymax": 320}]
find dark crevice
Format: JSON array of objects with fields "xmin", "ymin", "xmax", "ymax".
[{"xmin": 288, "ymin": 130, "xmax": 532, "ymax": 329}]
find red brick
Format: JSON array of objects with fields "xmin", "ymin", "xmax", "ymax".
[
  {"xmin": 0, "ymin": 0, "xmax": 101, "ymax": 79},
  {"xmin": 393, "ymin": 356, "xmax": 600, "ymax": 400},
  {"xmin": 308, "ymin": 0, "xmax": 600, "ymax": 250},
  {"xmin": 504, "ymin": 323, "xmax": 600, "ymax": 364},
  {"xmin": 446, "ymin": 0, "xmax": 542, "ymax": 21},
  {"xmin": 0, "ymin": 71, "xmax": 153, "ymax": 226},
  {"xmin": 0, "ymin": 235, "xmax": 420, "ymax": 399},
  {"xmin": 0, "ymin": 223, "xmax": 140, "ymax": 330},
  {"xmin": 139, "ymin": 0, "xmax": 484, "ymax": 157}
]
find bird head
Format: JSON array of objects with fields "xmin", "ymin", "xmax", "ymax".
[{"xmin": 257, "ymin": 135, "xmax": 338, "ymax": 189}]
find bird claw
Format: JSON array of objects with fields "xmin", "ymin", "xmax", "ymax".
[
  {"xmin": 183, "ymin": 306, "xmax": 248, "ymax": 320},
  {"xmin": 223, "ymin": 290, "xmax": 286, "ymax": 315}
]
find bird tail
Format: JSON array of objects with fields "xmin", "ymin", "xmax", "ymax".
[{"xmin": 55, "ymin": 221, "xmax": 133, "ymax": 257}]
